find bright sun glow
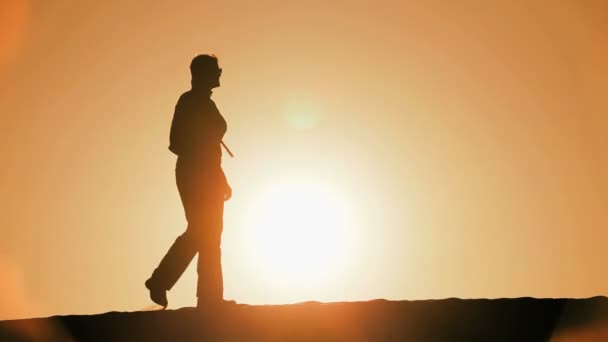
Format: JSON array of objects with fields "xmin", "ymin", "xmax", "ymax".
[{"xmin": 241, "ymin": 179, "xmax": 355, "ymax": 300}]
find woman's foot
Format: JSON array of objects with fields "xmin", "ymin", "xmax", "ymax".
[
  {"xmin": 197, "ymin": 297, "xmax": 235, "ymax": 309},
  {"xmin": 145, "ymin": 279, "xmax": 168, "ymax": 308}
]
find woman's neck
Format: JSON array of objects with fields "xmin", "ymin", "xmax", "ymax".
[{"xmin": 191, "ymin": 83, "xmax": 212, "ymax": 97}]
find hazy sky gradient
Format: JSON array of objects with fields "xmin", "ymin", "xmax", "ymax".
[{"xmin": 1, "ymin": 0, "xmax": 607, "ymax": 320}]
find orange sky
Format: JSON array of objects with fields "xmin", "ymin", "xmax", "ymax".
[{"xmin": 1, "ymin": 0, "xmax": 607, "ymax": 320}]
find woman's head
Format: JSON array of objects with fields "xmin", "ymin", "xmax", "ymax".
[{"xmin": 190, "ymin": 54, "xmax": 222, "ymax": 90}]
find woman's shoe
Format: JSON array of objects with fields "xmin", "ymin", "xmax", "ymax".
[{"xmin": 145, "ymin": 278, "xmax": 168, "ymax": 309}]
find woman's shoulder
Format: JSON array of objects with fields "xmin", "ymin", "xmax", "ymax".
[
  {"xmin": 177, "ymin": 90, "xmax": 194, "ymax": 105},
  {"xmin": 175, "ymin": 90, "xmax": 203, "ymax": 112},
  {"xmin": 174, "ymin": 91, "xmax": 217, "ymax": 117}
]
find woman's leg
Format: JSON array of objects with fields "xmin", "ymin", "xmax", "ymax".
[
  {"xmin": 147, "ymin": 228, "xmax": 199, "ymax": 292},
  {"xmin": 196, "ymin": 191, "xmax": 225, "ymax": 305},
  {"xmin": 146, "ymin": 165, "xmax": 201, "ymax": 297}
]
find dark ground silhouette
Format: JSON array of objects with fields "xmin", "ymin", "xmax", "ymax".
[{"xmin": 1, "ymin": 297, "xmax": 607, "ymax": 341}]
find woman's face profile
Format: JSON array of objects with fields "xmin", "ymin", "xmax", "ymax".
[{"xmin": 211, "ymin": 66, "xmax": 221, "ymax": 88}]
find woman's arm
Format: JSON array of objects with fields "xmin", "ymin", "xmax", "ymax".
[
  {"xmin": 220, "ymin": 168, "xmax": 232, "ymax": 201},
  {"xmin": 168, "ymin": 94, "xmax": 194, "ymax": 156}
]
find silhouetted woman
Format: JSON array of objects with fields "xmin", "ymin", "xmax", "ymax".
[{"xmin": 146, "ymin": 54, "xmax": 232, "ymax": 309}]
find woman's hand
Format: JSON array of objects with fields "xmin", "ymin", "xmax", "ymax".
[{"xmin": 224, "ymin": 183, "xmax": 232, "ymax": 201}]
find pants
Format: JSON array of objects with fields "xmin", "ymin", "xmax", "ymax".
[{"xmin": 149, "ymin": 160, "xmax": 225, "ymax": 301}]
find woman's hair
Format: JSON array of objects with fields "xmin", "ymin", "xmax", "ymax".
[{"xmin": 190, "ymin": 54, "xmax": 219, "ymax": 79}]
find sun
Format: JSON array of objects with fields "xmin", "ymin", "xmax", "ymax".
[{"xmin": 241, "ymin": 179, "xmax": 355, "ymax": 301}]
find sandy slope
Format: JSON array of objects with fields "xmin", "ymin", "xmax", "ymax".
[{"xmin": 1, "ymin": 297, "xmax": 607, "ymax": 341}]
